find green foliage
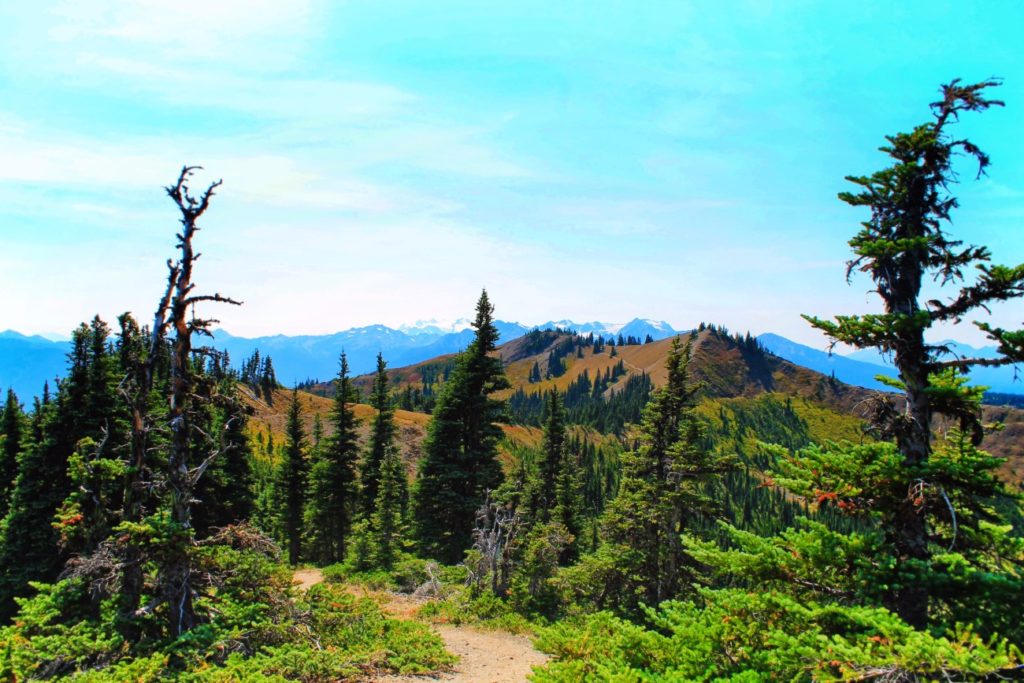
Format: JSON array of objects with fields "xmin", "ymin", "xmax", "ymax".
[
  {"xmin": 532, "ymin": 589, "xmax": 1022, "ymax": 681},
  {"xmin": 305, "ymin": 353, "xmax": 359, "ymax": 565},
  {"xmin": 192, "ymin": 382, "xmax": 255, "ymax": 537},
  {"xmin": 521, "ymin": 391, "xmax": 585, "ymax": 560},
  {"xmin": 803, "ymin": 79, "xmax": 1024, "ymax": 627},
  {"xmin": 0, "ymin": 538, "xmax": 453, "ymax": 681},
  {"xmin": 0, "ymin": 388, "xmax": 25, "ymax": 520},
  {"xmin": 412, "ymin": 290, "xmax": 511, "ymax": 564},
  {"xmin": 589, "ymin": 337, "xmax": 734, "ymax": 614},
  {"xmin": 274, "ymin": 390, "xmax": 308, "ymax": 565},
  {"xmin": 0, "ymin": 319, "xmax": 123, "ymax": 619},
  {"xmin": 507, "ymin": 363, "xmax": 649, "ymax": 436},
  {"xmin": 508, "ymin": 522, "xmax": 574, "ymax": 619},
  {"xmin": 362, "ymin": 352, "xmax": 396, "ymax": 520},
  {"xmin": 369, "ymin": 446, "xmax": 408, "ymax": 569},
  {"xmin": 417, "ymin": 584, "xmax": 534, "ymax": 634},
  {"xmin": 54, "ymin": 436, "xmax": 129, "ymax": 553}
]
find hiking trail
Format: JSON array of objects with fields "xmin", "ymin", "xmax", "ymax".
[{"xmin": 293, "ymin": 568, "xmax": 548, "ymax": 682}]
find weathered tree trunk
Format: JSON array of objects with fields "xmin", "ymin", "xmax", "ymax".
[
  {"xmin": 157, "ymin": 167, "xmax": 238, "ymax": 639},
  {"xmin": 889, "ymin": 276, "xmax": 931, "ymax": 630},
  {"xmin": 163, "ymin": 248, "xmax": 197, "ymax": 637}
]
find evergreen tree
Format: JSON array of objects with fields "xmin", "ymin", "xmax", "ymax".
[
  {"xmin": 0, "ymin": 389, "xmax": 24, "ymax": 519},
  {"xmin": 803, "ymin": 79, "xmax": 1024, "ymax": 628},
  {"xmin": 305, "ymin": 354, "xmax": 359, "ymax": 564},
  {"xmin": 259, "ymin": 356, "xmax": 277, "ymax": 402},
  {"xmin": 529, "ymin": 361, "xmax": 542, "ymax": 384},
  {"xmin": 587, "ymin": 337, "xmax": 732, "ymax": 613},
  {"xmin": 412, "ymin": 290, "xmax": 511, "ymax": 564},
  {"xmin": 276, "ymin": 389, "xmax": 308, "ymax": 565},
  {"xmin": 370, "ymin": 446, "xmax": 407, "ymax": 569},
  {"xmin": 361, "ymin": 353, "xmax": 394, "ymax": 519},
  {"xmin": 311, "ymin": 413, "xmax": 323, "ymax": 451},
  {"xmin": 524, "ymin": 391, "xmax": 569, "ymax": 527},
  {"xmin": 192, "ymin": 383, "xmax": 254, "ymax": 536},
  {"xmin": 0, "ymin": 320, "xmax": 121, "ymax": 618}
]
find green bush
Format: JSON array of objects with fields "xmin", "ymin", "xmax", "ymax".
[
  {"xmin": 532, "ymin": 588, "xmax": 1022, "ymax": 681},
  {"xmin": 0, "ymin": 544, "xmax": 455, "ymax": 681}
]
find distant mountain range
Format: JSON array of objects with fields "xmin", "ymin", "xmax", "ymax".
[
  {"xmin": 0, "ymin": 319, "xmax": 678, "ymax": 399},
  {"xmin": 3, "ymin": 320, "xmax": 1019, "ymax": 401},
  {"xmin": 0, "ymin": 331, "xmax": 72, "ymax": 401},
  {"xmin": 757, "ymin": 334, "xmax": 1023, "ymax": 396},
  {"xmin": 210, "ymin": 318, "xmax": 678, "ymax": 384}
]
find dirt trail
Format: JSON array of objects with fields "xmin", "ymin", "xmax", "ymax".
[
  {"xmin": 292, "ymin": 568, "xmax": 325, "ymax": 591},
  {"xmin": 292, "ymin": 569, "xmax": 548, "ymax": 682}
]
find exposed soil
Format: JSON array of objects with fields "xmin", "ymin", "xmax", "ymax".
[
  {"xmin": 292, "ymin": 568, "xmax": 548, "ymax": 682},
  {"xmin": 373, "ymin": 625, "xmax": 548, "ymax": 683},
  {"xmin": 291, "ymin": 567, "xmax": 326, "ymax": 591}
]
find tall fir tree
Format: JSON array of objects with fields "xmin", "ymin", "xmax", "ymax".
[
  {"xmin": 803, "ymin": 79, "xmax": 1024, "ymax": 628},
  {"xmin": 370, "ymin": 446, "xmax": 408, "ymax": 569},
  {"xmin": 412, "ymin": 290, "xmax": 511, "ymax": 564},
  {"xmin": 524, "ymin": 391, "xmax": 568, "ymax": 526},
  {"xmin": 192, "ymin": 382, "xmax": 255, "ymax": 536},
  {"xmin": 361, "ymin": 353, "xmax": 394, "ymax": 519},
  {"xmin": 0, "ymin": 389, "xmax": 24, "ymax": 519},
  {"xmin": 0, "ymin": 320, "xmax": 120, "ymax": 619},
  {"xmin": 305, "ymin": 354, "xmax": 359, "ymax": 564},
  {"xmin": 276, "ymin": 389, "xmax": 308, "ymax": 565},
  {"xmin": 595, "ymin": 337, "xmax": 733, "ymax": 613}
]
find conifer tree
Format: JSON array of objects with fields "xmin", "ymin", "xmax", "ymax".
[
  {"xmin": 524, "ymin": 391, "xmax": 568, "ymax": 527},
  {"xmin": 192, "ymin": 383, "xmax": 254, "ymax": 536},
  {"xmin": 593, "ymin": 337, "xmax": 732, "ymax": 613},
  {"xmin": 0, "ymin": 320, "xmax": 122, "ymax": 618},
  {"xmin": 529, "ymin": 361, "xmax": 542, "ymax": 384},
  {"xmin": 305, "ymin": 354, "xmax": 359, "ymax": 564},
  {"xmin": 361, "ymin": 353, "xmax": 394, "ymax": 519},
  {"xmin": 0, "ymin": 389, "xmax": 24, "ymax": 519},
  {"xmin": 276, "ymin": 389, "xmax": 308, "ymax": 565},
  {"xmin": 370, "ymin": 446, "xmax": 407, "ymax": 569},
  {"xmin": 412, "ymin": 290, "xmax": 511, "ymax": 563},
  {"xmin": 311, "ymin": 413, "xmax": 323, "ymax": 451},
  {"xmin": 803, "ymin": 79, "xmax": 1024, "ymax": 628}
]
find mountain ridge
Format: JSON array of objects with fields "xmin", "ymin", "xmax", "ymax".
[{"xmin": 3, "ymin": 320, "xmax": 1020, "ymax": 401}]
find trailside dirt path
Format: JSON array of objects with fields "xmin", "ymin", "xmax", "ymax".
[
  {"xmin": 292, "ymin": 568, "xmax": 325, "ymax": 591},
  {"xmin": 375, "ymin": 624, "xmax": 547, "ymax": 683},
  {"xmin": 292, "ymin": 569, "xmax": 548, "ymax": 682}
]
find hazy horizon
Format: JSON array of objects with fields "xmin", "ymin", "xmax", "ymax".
[{"xmin": 3, "ymin": 2, "xmax": 1021, "ymax": 348}]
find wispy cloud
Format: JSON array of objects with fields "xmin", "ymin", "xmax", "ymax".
[{"xmin": 49, "ymin": 0, "xmax": 316, "ymax": 70}]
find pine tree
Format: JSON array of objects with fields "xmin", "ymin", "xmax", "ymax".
[
  {"xmin": 0, "ymin": 320, "xmax": 122, "ymax": 618},
  {"xmin": 803, "ymin": 79, "xmax": 1024, "ymax": 628},
  {"xmin": 595, "ymin": 337, "xmax": 732, "ymax": 613},
  {"xmin": 370, "ymin": 446, "xmax": 407, "ymax": 569},
  {"xmin": 524, "ymin": 391, "xmax": 568, "ymax": 526},
  {"xmin": 412, "ymin": 290, "xmax": 511, "ymax": 564},
  {"xmin": 311, "ymin": 413, "xmax": 323, "ymax": 451},
  {"xmin": 192, "ymin": 383, "xmax": 254, "ymax": 536},
  {"xmin": 305, "ymin": 354, "xmax": 359, "ymax": 564},
  {"xmin": 276, "ymin": 389, "xmax": 308, "ymax": 565},
  {"xmin": 0, "ymin": 389, "xmax": 24, "ymax": 519},
  {"xmin": 361, "ymin": 353, "xmax": 394, "ymax": 519},
  {"xmin": 529, "ymin": 361, "xmax": 542, "ymax": 384}
]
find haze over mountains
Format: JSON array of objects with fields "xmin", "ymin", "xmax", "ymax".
[{"xmin": 2, "ymin": 318, "xmax": 1021, "ymax": 401}]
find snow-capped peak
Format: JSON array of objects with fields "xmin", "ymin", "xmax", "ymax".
[{"xmin": 399, "ymin": 318, "xmax": 475, "ymax": 336}]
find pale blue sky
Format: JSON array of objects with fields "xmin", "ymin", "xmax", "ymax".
[{"xmin": 1, "ymin": 1, "xmax": 1021, "ymax": 346}]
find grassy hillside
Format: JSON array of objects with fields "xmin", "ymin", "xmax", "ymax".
[
  {"xmin": 284, "ymin": 327, "xmax": 1024, "ymax": 487},
  {"xmin": 240, "ymin": 385, "xmax": 619, "ymax": 478}
]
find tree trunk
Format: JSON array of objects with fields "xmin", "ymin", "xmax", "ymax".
[{"xmin": 891, "ymin": 292, "xmax": 931, "ymax": 630}]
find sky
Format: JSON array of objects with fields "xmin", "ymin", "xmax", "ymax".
[{"xmin": 1, "ymin": 1, "xmax": 1022, "ymax": 348}]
